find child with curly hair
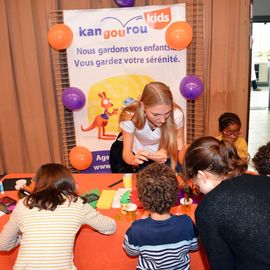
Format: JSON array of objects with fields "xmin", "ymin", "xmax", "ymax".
[
  {"xmin": 123, "ymin": 162, "xmax": 198, "ymax": 270},
  {"xmin": 252, "ymin": 142, "xmax": 270, "ymax": 175}
]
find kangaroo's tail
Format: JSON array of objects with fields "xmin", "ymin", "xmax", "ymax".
[{"xmin": 81, "ymin": 118, "xmax": 97, "ymax": 132}]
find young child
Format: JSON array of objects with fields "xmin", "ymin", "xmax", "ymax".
[
  {"xmin": 216, "ymin": 112, "xmax": 248, "ymax": 161},
  {"xmin": 252, "ymin": 141, "xmax": 270, "ymax": 175},
  {"xmin": 0, "ymin": 163, "xmax": 116, "ymax": 270},
  {"xmin": 123, "ymin": 162, "xmax": 198, "ymax": 270}
]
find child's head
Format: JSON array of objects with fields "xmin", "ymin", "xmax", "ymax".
[
  {"xmin": 252, "ymin": 142, "xmax": 270, "ymax": 175},
  {"xmin": 33, "ymin": 163, "xmax": 75, "ymax": 191},
  {"xmin": 25, "ymin": 163, "xmax": 78, "ymax": 211},
  {"xmin": 136, "ymin": 162, "xmax": 178, "ymax": 214},
  {"xmin": 218, "ymin": 112, "xmax": 241, "ymax": 144},
  {"xmin": 183, "ymin": 136, "xmax": 247, "ymax": 194}
]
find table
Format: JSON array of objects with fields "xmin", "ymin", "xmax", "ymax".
[{"xmin": 0, "ymin": 173, "xmax": 209, "ymax": 270}]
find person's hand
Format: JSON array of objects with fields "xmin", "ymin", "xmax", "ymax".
[
  {"xmin": 133, "ymin": 150, "xmax": 149, "ymax": 166},
  {"xmin": 148, "ymin": 149, "xmax": 168, "ymax": 164}
]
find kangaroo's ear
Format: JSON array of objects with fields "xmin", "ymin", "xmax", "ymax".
[{"xmin": 98, "ymin": 92, "xmax": 106, "ymax": 99}]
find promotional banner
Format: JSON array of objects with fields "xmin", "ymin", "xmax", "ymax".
[{"xmin": 64, "ymin": 4, "xmax": 187, "ymax": 172}]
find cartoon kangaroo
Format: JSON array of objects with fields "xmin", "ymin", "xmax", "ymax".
[{"xmin": 81, "ymin": 92, "xmax": 118, "ymax": 140}]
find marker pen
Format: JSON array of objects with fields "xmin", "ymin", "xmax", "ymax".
[{"xmin": 0, "ymin": 182, "xmax": 4, "ymax": 194}]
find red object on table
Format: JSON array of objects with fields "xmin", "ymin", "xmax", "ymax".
[
  {"xmin": 130, "ymin": 189, "xmax": 143, "ymax": 208},
  {"xmin": 0, "ymin": 173, "xmax": 209, "ymax": 270}
]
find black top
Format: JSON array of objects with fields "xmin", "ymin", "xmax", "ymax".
[{"xmin": 195, "ymin": 174, "xmax": 270, "ymax": 270}]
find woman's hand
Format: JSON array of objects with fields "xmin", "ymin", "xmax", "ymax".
[
  {"xmin": 148, "ymin": 149, "xmax": 168, "ymax": 164},
  {"xmin": 133, "ymin": 150, "xmax": 150, "ymax": 166}
]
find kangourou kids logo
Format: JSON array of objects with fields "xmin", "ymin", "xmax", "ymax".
[
  {"xmin": 77, "ymin": 7, "xmax": 172, "ymax": 40},
  {"xmin": 63, "ymin": 4, "xmax": 187, "ymax": 173}
]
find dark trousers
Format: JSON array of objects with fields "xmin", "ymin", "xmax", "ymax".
[{"xmin": 252, "ymin": 80, "xmax": 258, "ymax": 90}]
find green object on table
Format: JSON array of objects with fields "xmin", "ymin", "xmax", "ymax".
[
  {"xmin": 120, "ymin": 190, "xmax": 131, "ymax": 204},
  {"xmin": 81, "ymin": 189, "xmax": 100, "ymax": 209}
]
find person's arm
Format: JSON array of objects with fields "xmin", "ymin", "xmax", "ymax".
[
  {"xmin": 185, "ymin": 216, "xmax": 199, "ymax": 251},
  {"xmin": 195, "ymin": 207, "xmax": 236, "ymax": 270},
  {"xmin": 123, "ymin": 227, "xmax": 140, "ymax": 256},
  {"xmin": 176, "ymin": 125, "xmax": 184, "ymax": 151},
  {"xmin": 0, "ymin": 203, "xmax": 21, "ymax": 251},
  {"xmin": 122, "ymin": 129, "xmax": 149, "ymax": 166},
  {"xmin": 83, "ymin": 202, "xmax": 116, "ymax": 235}
]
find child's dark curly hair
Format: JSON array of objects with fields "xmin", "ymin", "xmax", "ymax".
[
  {"xmin": 136, "ymin": 162, "xmax": 179, "ymax": 214},
  {"xmin": 252, "ymin": 142, "xmax": 270, "ymax": 175}
]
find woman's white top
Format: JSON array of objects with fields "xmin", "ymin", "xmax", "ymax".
[{"xmin": 120, "ymin": 108, "xmax": 183, "ymax": 154}]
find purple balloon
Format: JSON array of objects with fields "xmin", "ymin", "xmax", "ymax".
[
  {"xmin": 62, "ymin": 87, "xmax": 86, "ymax": 111},
  {"xmin": 179, "ymin": 75, "xmax": 203, "ymax": 100},
  {"xmin": 114, "ymin": 0, "xmax": 135, "ymax": 7}
]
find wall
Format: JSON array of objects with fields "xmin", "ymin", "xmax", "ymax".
[{"xmin": 204, "ymin": 0, "xmax": 250, "ymax": 137}]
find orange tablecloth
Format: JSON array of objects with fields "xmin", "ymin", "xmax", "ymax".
[{"xmin": 0, "ymin": 173, "xmax": 209, "ymax": 270}]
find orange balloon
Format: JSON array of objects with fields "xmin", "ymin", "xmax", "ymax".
[
  {"xmin": 165, "ymin": 21, "xmax": 192, "ymax": 50},
  {"xmin": 178, "ymin": 144, "xmax": 190, "ymax": 166},
  {"xmin": 48, "ymin": 23, "xmax": 73, "ymax": 50},
  {"xmin": 69, "ymin": 146, "xmax": 93, "ymax": 170}
]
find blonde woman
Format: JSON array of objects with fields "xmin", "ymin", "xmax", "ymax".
[{"xmin": 110, "ymin": 82, "xmax": 184, "ymax": 173}]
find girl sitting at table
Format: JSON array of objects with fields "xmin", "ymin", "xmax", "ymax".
[
  {"xmin": 0, "ymin": 163, "xmax": 116, "ymax": 270},
  {"xmin": 123, "ymin": 162, "xmax": 198, "ymax": 270},
  {"xmin": 216, "ymin": 112, "xmax": 248, "ymax": 161}
]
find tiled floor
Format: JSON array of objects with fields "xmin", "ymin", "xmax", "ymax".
[{"xmin": 248, "ymin": 86, "xmax": 270, "ymax": 170}]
